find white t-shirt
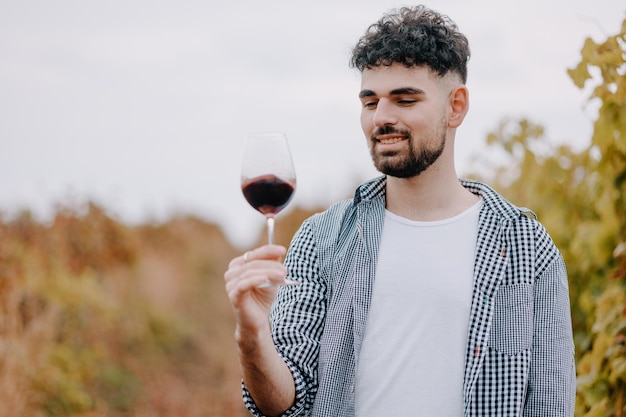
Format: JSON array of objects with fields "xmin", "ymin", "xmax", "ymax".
[{"xmin": 355, "ymin": 199, "xmax": 482, "ymax": 417}]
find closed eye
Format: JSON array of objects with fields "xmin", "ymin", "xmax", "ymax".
[{"xmin": 363, "ymin": 100, "xmax": 378, "ymax": 109}]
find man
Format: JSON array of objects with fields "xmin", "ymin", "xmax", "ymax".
[{"xmin": 224, "ymin": 5, "xmax": 576, "ymax": 417}]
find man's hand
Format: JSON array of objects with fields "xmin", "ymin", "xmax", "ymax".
[{"xmin": 224, "ymin": 244, "xmax": 288, "ymax": 341}]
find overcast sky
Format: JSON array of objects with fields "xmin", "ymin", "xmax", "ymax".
[{"xmin": 1, "ymin": 0, "xmax": 624, "ymax": 248}]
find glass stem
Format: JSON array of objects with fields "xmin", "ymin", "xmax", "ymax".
[{"xmin": 267, "ymin": 217, "xmax": 275, "ymax": 245}]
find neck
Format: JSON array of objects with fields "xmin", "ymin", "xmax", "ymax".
[{"xmin": 385, "ymin": 160, "xmax": 478, "ymax": 221}]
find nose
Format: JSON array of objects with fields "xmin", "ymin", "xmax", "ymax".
[{"xmin": 372, "ymin": 98, "xmax": 398, "ymax": 127}]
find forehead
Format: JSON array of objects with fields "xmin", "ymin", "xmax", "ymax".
[{"xmin": 360, "ymin": 64, "xmax": 439, "ymax": 95}]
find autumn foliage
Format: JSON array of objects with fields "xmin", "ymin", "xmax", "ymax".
[
  {"xmin": 467, "ymin": 17, "xmax": 626, "ymax": 417},
  {"xmin": 0, "ymin": 204, "xmax": 254, "ymax": 416}
]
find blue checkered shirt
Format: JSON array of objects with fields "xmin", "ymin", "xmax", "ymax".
[{"xmin": 243, "ymin": 176, "xmax": 576, "ymax": 416}]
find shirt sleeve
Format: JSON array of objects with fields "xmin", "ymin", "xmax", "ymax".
[
  {"xmin": 242, "ymin": 219, "xmax": 328, "ymax": 417},
  {"xmin": 524, "ymin": 253, "xmax": 576, "ymax": 416}
]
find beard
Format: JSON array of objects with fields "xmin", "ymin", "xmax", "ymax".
[{"xmin": 369, "ymin": 124, "xmax": 446, "ymax": 179}]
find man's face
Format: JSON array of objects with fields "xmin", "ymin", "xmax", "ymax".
[{"xmin": 359, "ymin": 63, "xmax": 452, "ymax": 178}]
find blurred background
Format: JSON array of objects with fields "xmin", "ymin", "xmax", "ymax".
[{"xmin": 0, "ymin": 1, "xmax": 625, "ymax": 416}]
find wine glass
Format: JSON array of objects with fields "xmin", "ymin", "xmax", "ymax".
[{"xmin": 241, "ymin": 132, "xmax": 296, "ymax": 246}]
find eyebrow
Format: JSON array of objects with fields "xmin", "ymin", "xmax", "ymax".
[{"xmin": 358, "ymin": 87, "xmax": 426, "ymax": 98}]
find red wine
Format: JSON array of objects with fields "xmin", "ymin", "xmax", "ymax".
[{"xmin": 242, "ymin": 175, "xmax": 295, "ymax": 216}]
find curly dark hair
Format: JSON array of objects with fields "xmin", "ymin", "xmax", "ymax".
[{"xmin": 350, "ymin": 5, "xmax": 470, "ymax": 83}]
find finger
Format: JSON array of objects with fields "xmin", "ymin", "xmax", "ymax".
[
  {"xmin": 229, "ymin": 245, "xmax": 287, "ymax": 270},
  {"xmin": 226, "ymin": 257, "xmax": 286, "ymax": 277},
  {"xmin": 245, "ymin": 245, "xmax": 287, "ymax": 262},
  {"xmin": 225, "ymin": 262, "xmax": 288, "ymax": 287},
  {"xmin": 226, "ymin": 267, "xmax": 288, "ymax": 298}
]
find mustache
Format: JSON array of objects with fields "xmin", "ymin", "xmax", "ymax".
[{"xmin": 371, "ymin": 126, "xmax": 411, "ymax": 140}]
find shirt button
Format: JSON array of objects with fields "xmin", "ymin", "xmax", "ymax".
[{"xmin": 350, "ymin": 385, "xmax": 355, "ymax": 393}]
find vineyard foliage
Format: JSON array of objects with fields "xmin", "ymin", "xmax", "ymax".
[
  {"xmin": 466, "ymin": 17, "xmax": 626, "ymax": 416},
  {"xmin": 0, "ymin": 16, "xmax": 624, "ymax": 417},
  {"xmin": 0, "ymin": 205, "xmax": 251, "ymax": 416}
]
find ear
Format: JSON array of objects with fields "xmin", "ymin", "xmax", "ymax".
[{"xmin": 448, "ymin": 85, "xmax": 469, "ymax": 128}]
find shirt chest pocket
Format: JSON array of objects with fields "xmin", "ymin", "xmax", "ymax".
[{"xmin": 488, "ymin": 283, "xmax": 533, "ymax": 356}]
